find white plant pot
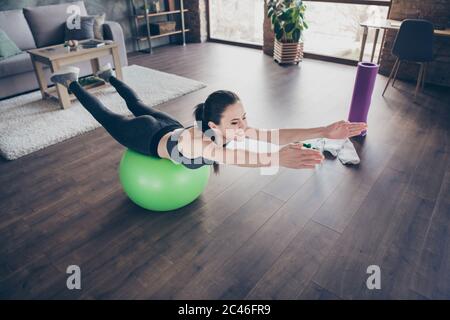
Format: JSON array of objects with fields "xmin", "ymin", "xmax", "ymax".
[{"xmin": 273, "ymin": 38, "xmax": 304, "ymax": 65}]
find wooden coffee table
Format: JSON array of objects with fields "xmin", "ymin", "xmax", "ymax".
[{"xmin": 28, "ymin": 40, "xmax": 123, "ymax": 109}]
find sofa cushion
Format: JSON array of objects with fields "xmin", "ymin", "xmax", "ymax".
[
  {"xmin": 65, "ymin": 15, "xmax": 95, "ymax": 41},
  {"xmin": 24, "ymin": 1, "xmax": 87, "ymax": 48},
  {"xmin": 0, "ymin": 9, "xmax": 37, "ymax": 50},
  {"xmin": 0, "ymin": 29, "xmax": 22, "ymax": 61},
  {"xmin": 93, "ymin": 13, "xmax": 106, "ymax": 40},
  {"xmin": 0, "ymin": 52, "xmax": 34, "ymax": 78}
]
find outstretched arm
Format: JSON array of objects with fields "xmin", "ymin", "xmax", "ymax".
[
  {"xmin": 201, "ymin": 142, "xmax": 324, "ymax": 169},
  {"xmin": 244, "ymin": 126, "xmax": 325, "ymax": 145},
  {"xmin": 245, "ymin": 120, "xmax": 367, "ymax": 145}
]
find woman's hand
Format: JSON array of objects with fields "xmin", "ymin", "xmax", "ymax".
[
  {"xmin": 324, "ymin": 120, "xmax": 367, "ymax": 139},
  {"xmin": 278, "ymin": 143, "xmax": 324, "ymax": 169}
]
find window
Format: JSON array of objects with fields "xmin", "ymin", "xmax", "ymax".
[
  {"xmin": 208, "ymin": 0, "xmax": 265, "ymax": 45},
  {"xmin": 302, "ymin": 1, "xmax": 390, "ymax": 61},
  {"xmin": 208, "ymin": 0, "xmax": 391, "ymax": 61}
]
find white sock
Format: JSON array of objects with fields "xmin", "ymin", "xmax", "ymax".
[
  {"xmin": 304, "ymin": 138, "xmax": 360, "ymax": 165},
  {"xmin": 100, "ymin": 63, "xmax": 113, "ymax": 71},
  {"xmin": 304, "ymin": 138, "xmax": 325, "ymax": 153},
  {"xmin": 337, "ymin": 139, "xmax": 360, "ymax": 165},
  {"xmin": 323, "ymin": 139, "xmax": 346, "ymax": 157}
]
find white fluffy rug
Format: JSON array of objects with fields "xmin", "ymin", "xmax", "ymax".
[{"xmin": 0, "ymin": 65, "xmax": 206, "ymax": 160}]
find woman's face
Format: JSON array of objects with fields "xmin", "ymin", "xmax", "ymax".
[{"xmin": 208, "ymin": 102, "xmax": 248, "ymax": 143}]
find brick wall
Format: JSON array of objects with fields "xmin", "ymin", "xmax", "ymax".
[
  {"xmin": 379, "ymin": 0, "xmax": 450, "ymax": 87},
  {"xmin": 263, "ymin": 0, "xmax": 275, "ymax": 56},
  {"xmin": 184, "ymin": 0, "xmax": 208, "ymax": 43}
]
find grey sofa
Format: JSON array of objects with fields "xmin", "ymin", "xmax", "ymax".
[{"xmin": 0, "ymin": 1, "xmax": 128, "ymax": 99}]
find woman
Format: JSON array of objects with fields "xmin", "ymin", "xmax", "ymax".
[{"xmin": 50, "ymin": 65, "xmax": 367, "ymax": 172}]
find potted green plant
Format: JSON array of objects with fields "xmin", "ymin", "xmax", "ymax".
[{"xmin": 267, "ymin": 0, "xmax": 308, "ymax": 64}]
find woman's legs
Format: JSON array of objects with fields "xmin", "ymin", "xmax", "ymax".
[
  {"xmin": 50, "ymin": 66, "xmax": 181, "ymax": 156},
  {"xmin": 69, "ymin": 81, "xmax": 124, "ymax": 128},
  {"xmin": 108, "ymin": 76, "xmax": 181, "ymax": 124},
  {"xmin": 96, "ymin": 64, "xmax": 181, "ymax": 124},
  {"xmin": 69, "ymin": 81, "xmax": 161, "ymax": 156}
]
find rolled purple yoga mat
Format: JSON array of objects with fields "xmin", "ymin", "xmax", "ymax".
[{"xmin": 348, "ymin": 62, "xmax": 379, "ymax": 136}]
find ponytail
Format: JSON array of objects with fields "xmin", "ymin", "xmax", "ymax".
[
  {"xmin": 193, "ymin": 102, "xmax": 220, "ymax": 174},
  {"xmin": 194, "ymin": 102, "xmax": 207, "ymax": 131}
]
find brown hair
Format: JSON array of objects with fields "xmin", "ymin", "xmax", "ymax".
[{"xmin": 193, "ymin": 90, "xmax": 240, "ymax": 174}]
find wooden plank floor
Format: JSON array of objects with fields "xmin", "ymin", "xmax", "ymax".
[{"xmin": 0, "ymin": 42, "xmax": 449, "ymax": 299}]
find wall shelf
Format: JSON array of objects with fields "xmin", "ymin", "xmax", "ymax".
[
  {"xmin": 131, "ymin": 0, "xmax": 187, "ymax": 54},
  {"xmin": 136, "ymin": 29, "xmax": 190, "ymax": 40},
  {"xmin": 135, "ymin": 9, "xmax": 188, "ymax": 19}
]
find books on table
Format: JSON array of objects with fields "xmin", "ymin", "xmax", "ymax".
[{"xmin": 81, "ymin": 39, "xmax": 106, "ymax": 49}]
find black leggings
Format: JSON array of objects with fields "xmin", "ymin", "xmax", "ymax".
[{"xmin": 69, "ymin": 76, "xmax": 183, "ymax": 156}]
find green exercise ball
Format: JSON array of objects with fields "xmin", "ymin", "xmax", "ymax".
[{"xmin": 119, "ymin": 149, "xmax": 210, "ymax": 211}]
